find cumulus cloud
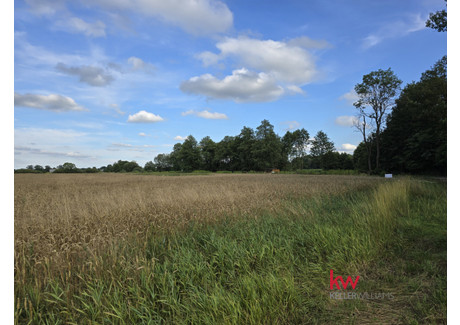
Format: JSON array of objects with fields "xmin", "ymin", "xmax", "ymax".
[
  {"xmin": 139, "ymin": 132, "xmax": 147, "ymax": 137},
  {"xmin": 174, "ymin": 135, "xmax": 188, "ymax": 141},
  {"xmin": 56, "ymin": 63, "xmax": 115, "ymax": 86},
  {"xmin": 339, "ymin": 89, "xmax": 359, "ymax": 105},
  {"xmin": 55, "ymin": 17, "xmax": 106, "ymax": 37},
  {"xmin": 180, "ymin": 68, "xmax": 285, "ymax": 103},
  {"xmin": 338, "ymin": 143, "xmax": 357, "ymax": 153},
  {"xmin": 88, "ymin": 0, "xmax": 233, "ymax": 35},
  {"xmin": 127, "ymin": 110, "xmax": 164, "ymax": 123},
  {"xmin": 197, "ymin": 36, "xmax": 321, "ymax": 85},
  {"xmin": 181, "ymin": 109, "xmax": 228, "ymax": 119},
  {"xmin": 335, "ymin": 115, "xmax": 358, "ymax": 127},
  {"xmin": 14, "ymin": 92, "xmax": 87, "ymax": 112}
]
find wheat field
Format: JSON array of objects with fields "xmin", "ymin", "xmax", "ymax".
[{"xmin": 14, "ymin": 173, "xmax": 446, "ymax": 324}]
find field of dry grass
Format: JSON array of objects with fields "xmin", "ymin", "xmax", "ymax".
[
  {"xmin": 15, "ymin": 173, "xmax": 378, "ymax": 269},
  {"xmin": 14, "ymin": 173, "xmax": 446, "ymax": 324}
]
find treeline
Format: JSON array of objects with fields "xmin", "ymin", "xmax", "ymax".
[
  {"xmin": 353, "ymin": 56, "xmax": 447, "ymax": 175},
  {"xmin": 15, "ymin": 123, "xmax": 354, "ymax": 174},
  {"xmin": 142, "ymin": 123, "xmax": 353, "ymax": 172}
]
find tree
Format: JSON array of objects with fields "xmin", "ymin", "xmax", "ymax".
[
  {"xmin": 34, "ymin": 165, "xmax": 44, "ymax": 172},
  {"xmin": 354, "ymin": 68, "xmax": 402, "ymax": 171},
  {"xmin": 153, "ymin": 154, "xmax": 172, "ymax": 171},
  {"xmin": 292, "ymin": 128, "xmax": 309, "ymax": 169},
  {"xmin": 426, "ymin": 0, "xmax": 446, "ymax": 32},
  {"xmin": 380, "ymin": 56, "xmax": 447, "ymax": 174},
  {"xmin": 170, "ymin": 143, "xmax": 183, "ymax": 171},
  {"xmin": 179, "ymin": 135, "xmax": 201, "ymax": 172},
  {"xmin": 199, "ymin": 136, "xmax": 218, "ymax": 171},
  {"xmin": 215, "ymin": 136, "xmax": 239, "ymax": 171},
  {"xmin": 353, "ymin": 108, "xmax": 374, "ymax": 174},
  {"xmin": 253, "ymin": 120, "xmax": 282, "ymax": 170},
  {"xmin": 144, "ymin": 161, "xmax": 156, "ymax": 172},
  {"xmin": 310, "ymin": 131, "xmax": 335, "ymax": 169},
  {"xmin": 237, "ymin": 127, "xmax": 256, "ymax": 171}
]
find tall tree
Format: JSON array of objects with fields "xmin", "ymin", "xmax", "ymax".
[
  {"xmin": 180, "ymin": 135, "xmax": 201, "ymax": 172},
  {"xmin": 199, "ymin": 136, "xmax": 218, "ymax": 171},
  {"xmin": 216, "ymin": 136, "xmax": 239, "ymax": 171},
  {"xmin": 254, "ymin": 120, "xmax": 282, "ymax": 171},
  {"xmin": 380, "ymin": 56, "xmax": 447, "ymax": 174},
  {"xmin": 292, "ymin": 128, "xmax": 309, "ymax": 169},
  {"xmin": 353, "ymin": 108, "xmax": 374, "ymax": 174},
  {"xmin": 310, "ymin": 131, "xmax": 335, "ymax": 169},
  {"xmin": 354, "ymin": 68, "xmax": 402, "ymax": 171},
  {"xmin": 237, "ymin": 127, "xmax": 256, "ymax": 171}
]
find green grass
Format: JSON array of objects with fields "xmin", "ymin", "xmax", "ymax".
[{"xmin": 15, "ymin": 178, "xmax": 446, "ymax": 324}]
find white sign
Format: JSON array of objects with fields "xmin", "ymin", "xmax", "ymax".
[{"xmin": 385, "ymin": 174, "xmax": 392, "ymax": 178}]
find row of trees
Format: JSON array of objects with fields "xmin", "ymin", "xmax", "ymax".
[
  {"xmin": 143, "ymin": 122, "xmax": 351, "ymax": 172},
  {"xmin": 16, "ymin": 123, "xmax": 355, "ymax": 174}
]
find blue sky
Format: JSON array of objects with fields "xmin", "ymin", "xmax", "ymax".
[{"xmin": 13, "ymin": 0, "xmax": 447, "ymax": 169}]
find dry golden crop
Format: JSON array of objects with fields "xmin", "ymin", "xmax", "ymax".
[{"xmin": 14, "ymin": 173, "xmax": 378, "ymax": 283}]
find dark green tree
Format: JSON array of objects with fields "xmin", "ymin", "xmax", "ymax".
[
  {"xmin": 310, "ymin": 131, "xmax": 335, "ymax": 169},
  {"xmin": 381, "ymin": 56, "xmax": 447, "ymax": 174},
  {"xmin": 170, "ymin": 143, "xmax": 183, "ymax": 171},
  {"xmin": 199, "ymin": 136, "xmax": 218, "ymax": 171},
  {"xmin": 216, "ymin": 136, "xmax": 239, "ymax": 171},
  {"xmin": 237, "ymin": 127, "xmax": 256, "ymax": 171},
  {"xmin": 292, "ymin": 128, "xmax": 309, "ymax": 169},
  {"xmin": 253, "ymin": 120, "xmax": 282, "ymax": 171},
  {"xmin": 354, "ymin": 68, "xmax": 402, "ymax": 171},
  {"xmin": 180, "ymin": 135, "xmax": 201, "ymax": 172},
  {"xmin": 144, "ymin": 160, "xmax": 156, "ymax": 172},
  {"xmin": 154, "ymin": 154, "xmax": 172, "ymax": 171}
]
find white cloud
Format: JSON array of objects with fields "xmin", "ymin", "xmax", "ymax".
[
  {"xmin": 362, "ymin": 14, "xmax": 427, "ymax": 49},
  {"xmin": 180, "ymin": 68, "xmax": 285, "ymax": 103},
  {"xmin": 88, "ymin": 0, "xmax": 233, "ymax": 35},
  {"xmin": 55, "ymin": 17, "xmax": 106, "ymax": 37},
  {"xmin": 14, "ymin": 92, "xmax": 87, "ymax": 112},
  {"xmin": 338, "ymin": 143, "xmax": 357, "ymax": 153},
  {"xmin": 339, "ymin": 89, "xmax": 359, "ymax": 105},
  {"xmin": 280, "ymin": 121, "xmax": 301, "ymax": 131},
  {"xmin": 181, "ymin": 109, "xmax": 228, "ymax": 119},
  {"xmin": 197, "ymin": 36, "xmax": 321, "ymax": 85},
  {"xmin": 128, "ymin": 57, "xmax": 155, "ymax": 72},
  {"xmin": 335, "ymin": 115, "xmax": 358, "ymax": 127},
  {"xmin": 56, "ymin": 63, "xmax": 115, "ymax": 86},
  {"xmin": 174, "ymin": 135, "xmax": 188, "ymax": 141},
  {"xmin": 139, "ymin": 132, "xmax": 147, "ymax": 137},
  {"xmin": 127, "ymin": 110, "xmax": 164, "ymax": 123}
]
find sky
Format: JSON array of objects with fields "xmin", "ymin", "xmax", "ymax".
[{"xmin": 13, "ymin": 0, "xmax": 447, "ymax": 169}]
